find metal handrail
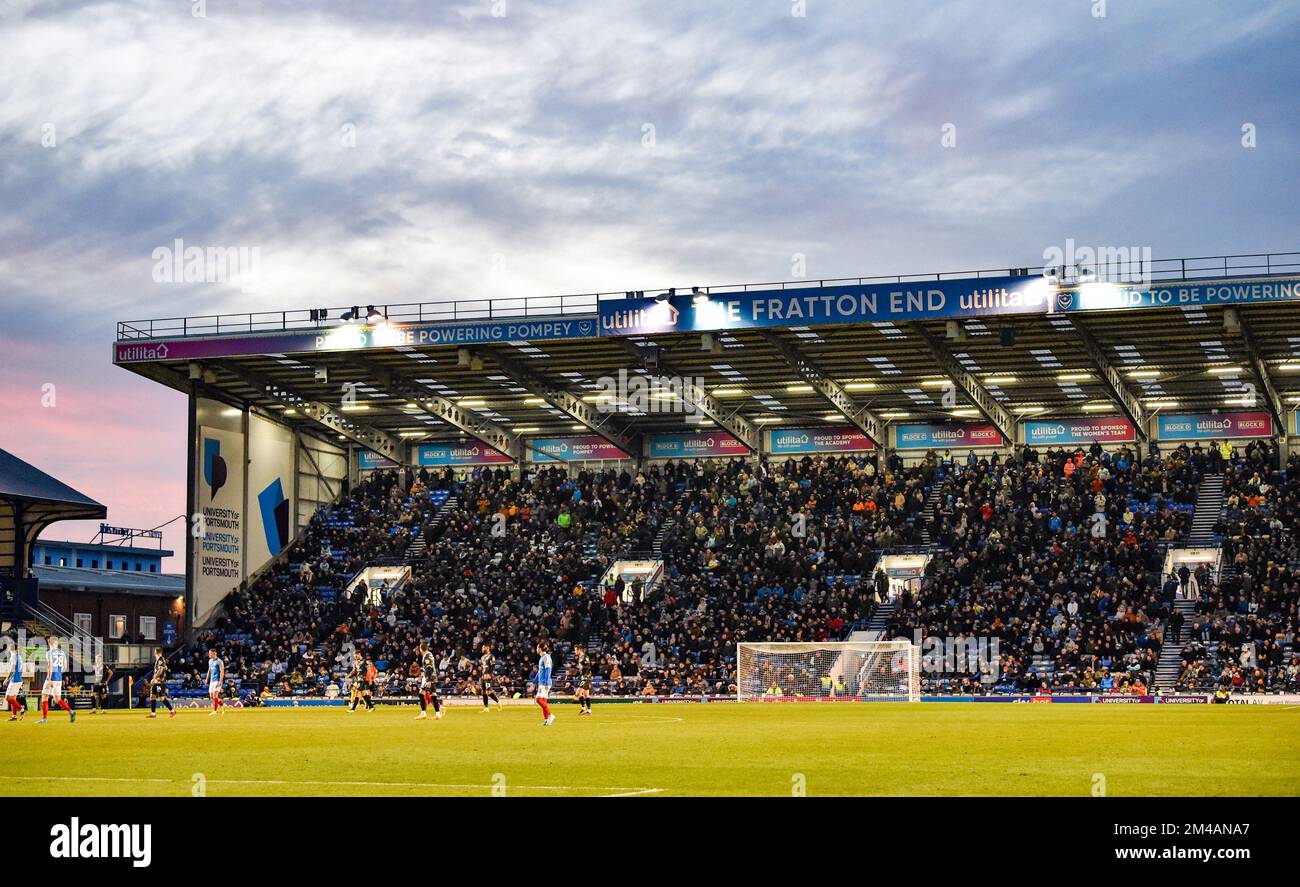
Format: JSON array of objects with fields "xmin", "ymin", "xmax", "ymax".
[{"xmin": 115, "ymin": 249, "xmax": 1300, "ymax": 342}]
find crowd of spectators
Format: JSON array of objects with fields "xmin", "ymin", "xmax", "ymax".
[
  {"xmin": 889, "ymin": 442, "xmax": 1193, "ymax": 693},
  {"xmin": 1175, "ymin": 442, "xmax": 1299, "ymax": 694},
  {"xmin": 175, "ymin": 435, "xmax": 1296, "ymax": 700}
]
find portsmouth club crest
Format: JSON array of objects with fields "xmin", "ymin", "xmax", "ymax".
[{"xmin": 203, "ymin": 437, "xmax": 228, "ymax": 499}]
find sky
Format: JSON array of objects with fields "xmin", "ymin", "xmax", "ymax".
[{"xmin": 1, "ymin": 0, "xmax": 1297, "ymax": 568}]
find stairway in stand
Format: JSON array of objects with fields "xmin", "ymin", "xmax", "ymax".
[
  {"xmin": 859, "ymin": 599, "xmax": 897, "ymax": 641},
  {"xmin": 1187, "ymin": 475, "xmax": 1224, "ymax": 548},
  {"xmin": 919, "ymin": 484, "xmax": 942, "ymax": 547},
  {"xmin": 1154, "ymin": 597, "xmax": 1199, "ymax": 690},
  {"xmin": 652, "ymin": 517, "xmax": 676, "ymax": 557},
  {"xmin": 405, "ymin": 494, "xmax": 458, "ymax": 563}
]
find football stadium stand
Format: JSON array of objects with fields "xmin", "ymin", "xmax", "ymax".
[{"xmin": 106, "ymin": 251, "xmax": 1300, "ymax": 700}]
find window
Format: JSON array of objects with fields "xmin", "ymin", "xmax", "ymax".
[
  {"xmin": 149, "ymin": 564, "xmax": 157, "ymax": 573},
  {"xmin": 135, "ymin": 563, "xmax": 142, "ymax": 572},
  {"xmin": 108, "ymin": 615, "xmax": 126, "ymax": 640},
  {"xmin": 139, "ymin": 616, "xmax": 157, "ymax": 641},
  {"xmin": 43, "ymin": 556, "xmax": 51, "ymax": 565},
  {"xmin": 91, "ymin": 559, "xmax": 99, "ymax": 569},
  {"xmin": 58, "ymin": 558, "xmax": 67, "ymax": 567},
  {"xmin": 73, "ymin": 613, "xmax": 92, "ymax": 635},
  {"xmin": 76, "ymin": 559, "xmax": 83, "ymax": 568}
]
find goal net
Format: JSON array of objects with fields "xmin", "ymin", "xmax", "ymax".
[{"xmin": 736, "ymin": 641, "xmax": 920, "ymax": 702}]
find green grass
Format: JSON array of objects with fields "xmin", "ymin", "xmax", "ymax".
[{"xmin": 2, "ymin": 702, "xmax": 1297, "ymax": 796}]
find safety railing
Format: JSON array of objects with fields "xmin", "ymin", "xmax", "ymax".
[{"xmin": 116, "ymin": 250, "xmax": 1300, "ymax": 341}]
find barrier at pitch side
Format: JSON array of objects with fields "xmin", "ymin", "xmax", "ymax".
[{"xmin": 253, "ymin": 692, "xmax": 1300, "ymax": 706}]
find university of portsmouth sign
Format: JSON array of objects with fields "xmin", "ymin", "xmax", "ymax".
[
  {"xmin": 114, "ymin": 317, "xmax": 599, "ymax": 364},
  {"xmin": 598, "ymin": 275, "xmax": 1052, "ymax": 336}
]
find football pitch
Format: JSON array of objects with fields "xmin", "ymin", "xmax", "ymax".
[{"xmin": 3, "ymin": 702, "xmax": 1297, "ymax": 797}]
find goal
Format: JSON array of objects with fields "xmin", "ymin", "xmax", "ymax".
[{"xmin": 736, "ymin": 641, "xmax": 920, "ymax": 702}]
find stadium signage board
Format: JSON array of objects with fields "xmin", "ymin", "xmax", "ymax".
[
  {"xmin": 968, "ymin": 694, "xmax": 1210, "ymax": 703},
  {"xmin": 528, "ymin": 435, "xmax": 631, "ymax": 462},
  {"xmin": 766, "ymin": 426, "xmax": 876, "ymax": 454},
  {"xmin": 114, "ymin": 316, "xmax": 598, "ymax": 363},
  {"xmin": 1155, "ymin": 410, "xmax": 1273, "ymax": 441},
  {"xmin": 1023, "ymin": 416, "xmax": 1136, "ymax": 446},
  {"xmin": 414, "ymin": 442, "xmax": 512, "ymax": 466},
  {"xmin": 1093, "ymin": 695, "xmax": 1158, "ymax": 703},
  {"xmin": 598, "ymin": 275, "xmax": 1051, "ymax": 336},
  {"xmin": 358, "ymin": 450, "xmax": 399, "ymax": 470},
  {"xmin": 1053, "ymin": 275, "xmax": 1300, "ymax": 313},
  {"xmin": 1295, "ymin": 411, "xmax": 1300, "ymax": 436},
  {"xmin": 99, "ymin": 524, "xmax": 164, "ymax": 540},
  {"xmin": 646, "ymin": 430, "xmax": 751, "ymax": 458},
  {"xmin": 893, "ymin": 422, "xmax": 1003, "ymax": 450},
  {"xmin": 1225, "ymin": 693, "xmax": 1300, "ymax": 705}
]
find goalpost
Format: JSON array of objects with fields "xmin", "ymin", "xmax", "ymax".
[{"xmin": 737, "ymin": 641, "xmax": 920, "ymax": 702}]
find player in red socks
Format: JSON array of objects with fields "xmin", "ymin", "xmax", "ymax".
[
  {"xmin": 205, "ymin": 648, "xmax": 226, "ymax": 716},
  {"xmin": 5, "ymin": 639, "xmax": 26, "ymax": 721},
  {"xmin": 535, "ymin": 639, "xmax": 554, "ymax": 726},
  {"xmin": 38, "ymin": 637, "xmax": 75, "ymax": 724}
]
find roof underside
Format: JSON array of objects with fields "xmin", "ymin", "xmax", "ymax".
[
  {"xmin": 114, "ymin": 301, "xmax": 1300, "ymax": 446},
  {"xmin": 0, "ymin": 448, "xmax": 108, "ymax": 575}
]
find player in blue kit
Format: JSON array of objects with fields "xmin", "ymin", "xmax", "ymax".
[
  {"xmin": 39, "ymin": 637, "xmax": 74, "ymax": 723},
  {"xmin": 535, "ymin": 639, "xmax": 554, "ymax": 727},
  {"xmin": 5, "ymin": 641, "xmax": 25, "ymax": 721},
  {"xmin": 205, "ymin": 649, "xmax": 226, "ymax": 716}
]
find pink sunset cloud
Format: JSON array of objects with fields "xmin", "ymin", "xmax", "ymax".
[{"xmin": 0, "ymin": 334, "xmax": 188, "ymax": 570}]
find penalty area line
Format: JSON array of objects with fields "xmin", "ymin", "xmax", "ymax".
[{"xmin": 3, "ymin": 774, "xmax": 663, "ymax": 796}]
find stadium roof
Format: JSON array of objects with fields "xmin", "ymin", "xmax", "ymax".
[
  {"xmin": 31, "ymin": 564, "xmax": 184, "ymax": 598},
  {"xmin": 0, "ymin": 448, "xmax": 107, "ymax": 577},
  {"xmin": 114, "ymin": 251, "xmax": 1300, "ymax": 457}
]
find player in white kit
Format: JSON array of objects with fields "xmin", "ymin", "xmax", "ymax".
[{"xmin": 39, "ymin": 637, "xmax": 75, "ymax": 724}]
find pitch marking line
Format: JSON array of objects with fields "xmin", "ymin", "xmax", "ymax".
[{"xmin": 3, "ymin": 775, "xmax": 663, "ymax": 797}]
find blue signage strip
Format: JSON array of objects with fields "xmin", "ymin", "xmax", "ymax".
[
  {"xmin": 1054, "ymin": 276, "xmax": 1300, "ymax": 313},
  {"xmin": 598, "ymin": 275, "xmax": 1052, "ymax": 336}
]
